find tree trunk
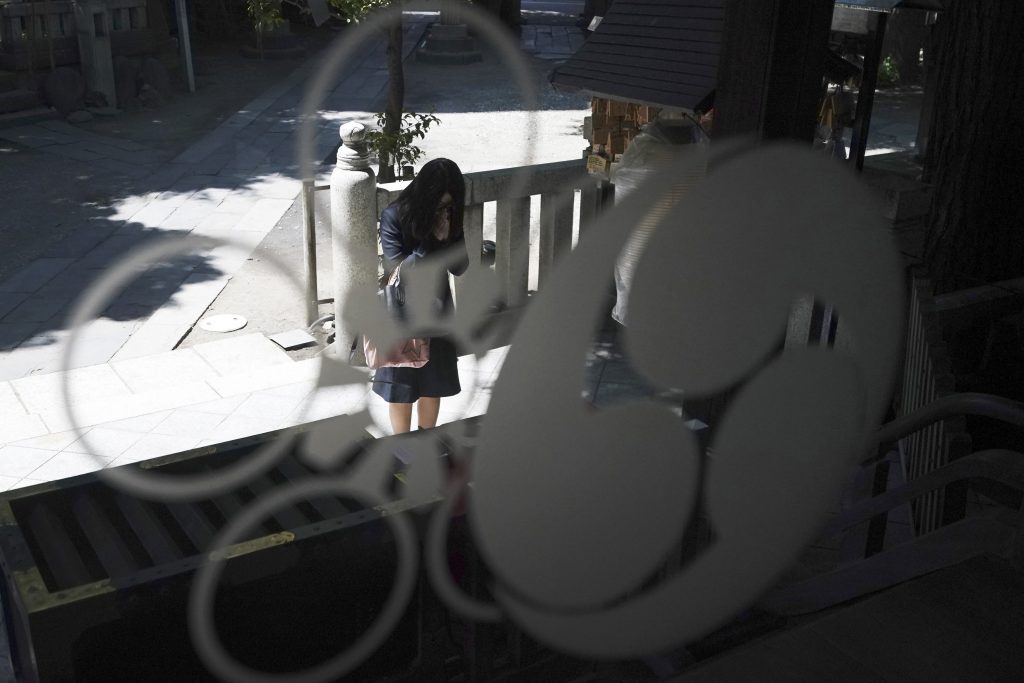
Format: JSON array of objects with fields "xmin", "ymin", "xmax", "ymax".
[
  {"xmin": 922, "ymin": 0, "xmax": 1024, "ymax": 293},
  {"xmin": 379, "ymin": 18, "xmax": 404, "ymax": 183}
]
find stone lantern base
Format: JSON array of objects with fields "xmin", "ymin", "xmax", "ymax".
[{"xmin": 416, "ymin": 23, "xmax": 483, "ymax": 64}]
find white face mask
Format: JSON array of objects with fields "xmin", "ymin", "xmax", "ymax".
[{"xmin": 433, "ymin": 193, "xmax": 453, "ymax": 239}]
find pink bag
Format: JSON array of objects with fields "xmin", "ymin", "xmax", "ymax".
[
  {"xmin": 363, "ymin": 262, "xmax": 430, "ymax": 369},
  {"xmin": 363, "ymin": 335, "xmax": 430, "ymax": 369}
]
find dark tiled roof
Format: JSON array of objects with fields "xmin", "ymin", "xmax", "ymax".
[
  {"xmin": 835, "ymin": 0, "xmax": 944, "ymax": 11},
  {"xmin": 550, "ymin": 0, "xmax": 725, "ymax": 110}
]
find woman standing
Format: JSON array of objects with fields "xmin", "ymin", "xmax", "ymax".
[{"xmin": 373, "ymin": 158, "xmax": 469, "ymax": 433}]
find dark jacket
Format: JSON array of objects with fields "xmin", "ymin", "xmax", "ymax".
[{"xmin": 379, "ymin": 204, "xmax": 469, "ymax": 314}]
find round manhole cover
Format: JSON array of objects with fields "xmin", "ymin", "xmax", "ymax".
[{"xmin": 199, "ymin": 314, "xmax": 247, "ymax": 333}]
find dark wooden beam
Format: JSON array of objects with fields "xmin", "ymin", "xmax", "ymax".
[
  {"xmin": 849, "ymin": 12, "xmax": 889, "ymax": 170},
  {"xmin": 714, "ymin": 0, "xmax": 835, "ymax": 143}
]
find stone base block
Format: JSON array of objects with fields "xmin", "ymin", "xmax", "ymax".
[{"xmin": 416, "ymin": 23, "xmax": 483, "ymax": 64}]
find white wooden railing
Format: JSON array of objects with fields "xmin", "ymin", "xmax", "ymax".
[{"xmin": 376, "ymin": 159, "xmax": 607, "ymax": 307}]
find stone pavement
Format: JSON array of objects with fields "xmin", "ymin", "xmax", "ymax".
[
  {"xmin": 520, "ymin": 21, "xmax": 586, "ymax": 63},
  {"xmin": 0, "ymin": 8, "xmax": 593, "ymax": 492},
  {"xmin": 0, "ymin": 15, "xmax": 428, "ymax": 381},
  {"xmin": 0, "ymin": 333, "xmax": 508, "ymax": 491}
]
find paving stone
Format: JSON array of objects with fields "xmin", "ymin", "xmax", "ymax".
[
  {"xmin": 3, "ymin": 293, "xmax": 76, "ymax": 323},
  {"xmin": 62, "ymin": 318, "xmax": 140, "ymax": 369},
  {"xmin": 45, "ymin": 144, "xmax": 104, "ymax": 162},
  {"xmin": 0, "ymin": 258, "xmax": 76, "ymax": 293},
  {"xmin": 40, "ymin": 379, "xmax": 220, "ymax": 432},
  {"xmin": 76, "ymin": 140, "xmax": 163, "ymax": 166},
  {"xmin": 28, "ymin": 450, "xmax": 112, "ymax": 480},
  {"xmin": 0, "ymin": 411, "xmax": 50, "ymax": 444},
  {"xmin": 9, "ymin": 430, "xmax": 79, "ymax": 451},
  {"xmin": 247, "ymin": 174, "xmax": 302, "ymax": 200},
  {"xmin": 0, "ymin": 124, "xmax": 77, "ymax": 148},
  {"xmin": 111, "ymin": 348, "xmax": 220, "ymax": 393},
  {"xmin": 9, "ymin": 479, "xmax": 47, "ymax": 490},
  {"xmin": 0, "ymin": 336, "xmax": 65, "ymax": 381},
  {"xmin": 209, "ymin": 192, "xmax": 256, "ymax": 216},
  {"xmin": 11, "ymin": 362, "xmax": 132, "ymax": 415},
  {"xmin": 66, "ymin": 110, "xmax": 94, "ymax": 123},
  {"xmin": 108, "ymin": 195, "xmax": 151, "ymax": 222},
  {"xmin": 0, "ymin": 382, "xmax": 28, "ymax": 416},
  {"xmin": 73, "ymin": 233, "xmax": 154, "ymax": 270},
  {"xmin": 0, "ymin": 323, "xmax": 41, "ymax": 352},
  {"xmin": 193, "ymin": 234, "xmax": 267, "ymax": 275},
  {"xmin": 260, "ymin": 380, "xmax": 315, "ymax": 401},
  {"xmin": 193, "ymin": 332, "xmax": 294, "ymax": 377},
  {"xmin": 0, "ymin": 291, "xmax": 31, "ymax": 318},
  {"xmin": 0, "ymin": 445, "xmax": 57, "ymax": 478},
  {"xmin": 173, "ymin": 126, "xmax": 237, "ymax": 164},
  {"xmin": 192, "ymin": 212, "xmax": 243, "ymax": 234},
  {"xmin": 143, "ymin": 275, "xmax": 231, "ymax": 331},
  {"xmin": 221, "ymin": 146, "xmax": 272, "ymax": 170},
  {"xmin": 110, "ymin": 276, "xmax": 182, "ymax": 307},
  {"xmin": 100, "ymin": 409, "xmax": 173, "ymax": 433},
  {"xmin": 63, "ymin": 426, "xmax": 145, "ymax": 458},
  {"xmin": 232, "ymin": 390, "xmax": 307, "ymax": 421},
  {"xmin": 40, "ymin": 226, "xmax": 117, "ymax": 259},
  {"xmin": 149, "ymin": 409, "xmax": 225, "ymax": 437},
  {"xmin": 161, "ymin": 201, "xmax": 220, "ymax": 231},
  {"xmin": 126, "ymin": 198, "xmax": 181, "ymax": 227},
  {"xmin": 36, "ymin": 120, "xmax": 148, "ymax": 152},
  {"xmin": 191, "ymin": 157, "xmax": 232, "ymax": 176},
  {"xmin": 173, "ymin": 183, "xmax": 235, "ymax": 201},
  {"xmin": 114, "ymin": 432, "xmax": 202, "ymax": 465},
  {"xmin": 143, "ymin": 161, "xmax": 191, "ymax": 189},
  {"xmin": 198, "ymin": 414, "xmax": 279, "ymax": 446},
  {"xmin": 102, "ymin": 301, "xmax": 155, "ymax": 320},
  {"xmin": 93, "ymin": 157, "xmax": 155, "ymax": 179},
  {"xmin": 234, "ymin": 197, "xmax": 295, "ymax": 233},
  {"xmin": 110, "ymin": 323, "xmax": 190, "ymax": 360},
  {"xmin": 298, "ymin": 383, "xmax": 370, "ymax": 422}
]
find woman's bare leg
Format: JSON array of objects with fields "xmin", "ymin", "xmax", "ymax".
[
  {"xmin": 389, "ymin": 402, "xmax": 414, "ymax": 434},
  {"xmin": 416, "ymin": 397, "xmax": 441, "ymax": 430}
]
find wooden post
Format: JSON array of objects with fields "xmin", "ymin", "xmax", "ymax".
[
  {"xmin": 849, "ymin": 12, "xmax": 889, "ymax": 171},
  {"xmin": 495, "ymin": 197, "xmax": 531, "ymax": 307},
  {"xmin": 714, "ymin": 0, "xmax": 835, "ymax": 143},
  {"xmin": 174, "ymin": 0, "xmax": 195, "ymax": 93},
  {"xmin": 537, "ymin": 191, "xmax": 574, "ymax": 288}
]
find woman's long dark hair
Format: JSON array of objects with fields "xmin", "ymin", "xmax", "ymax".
[{"xmin": 393, "ymin": 158, "xmax": 465, "ymax": 246}]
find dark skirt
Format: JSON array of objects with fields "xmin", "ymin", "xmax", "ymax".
[{"xmin": 371, "ymin": 336, "xmax": 461, "ymax": 403}]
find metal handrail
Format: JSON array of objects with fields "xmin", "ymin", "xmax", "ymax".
[
  {"xmin": 870, "ymin": 392, "xmax": 1024, "ymax": 457},
  {"xmin": 828, "ymin": 448, "xmax": 1024, "ymax": 537}
]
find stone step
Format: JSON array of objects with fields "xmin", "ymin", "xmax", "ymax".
[
  {"xmin": 864, "ymin": 170, "xmax": 932, "ymax": 223},
  {"xmin": 0, "ymin": 89, "xmax": 42, "ymax": 115},
  {"xmin": 0, "ymin": 333, "xmax": 309, "ymax": 443},
  {"xmin": 0, "ymin": 342, "xmax": 510, "ymax": 487},
  {"xmin": 0, "ymin": 105, "xmax": 58, "ymax": 127}
]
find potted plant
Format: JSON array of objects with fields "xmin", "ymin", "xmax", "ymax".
[{"xmin": 366, "ymin": 110, "xmax": 441, "ymax": 182}]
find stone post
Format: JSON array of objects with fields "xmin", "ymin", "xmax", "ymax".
[
  {"xmin": 331, "ymin": 122, "xmax": 378, "ymax": 362},
  {"xmin": 74, "ymin": 0, "xmax": 118, "ymax": 107}
]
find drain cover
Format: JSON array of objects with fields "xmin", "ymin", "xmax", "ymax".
[
  {"xmin": 268, "ymin": 329, "xmax": 317, "ymax": 350},
  {"xmin": 198, "ymin": 314, "xmax": 247, "ymax": 333}
]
